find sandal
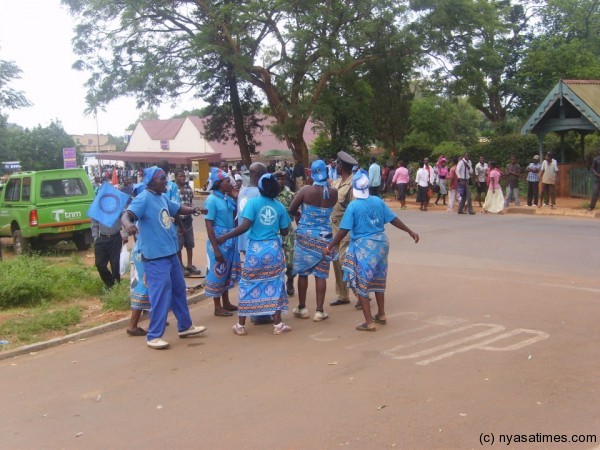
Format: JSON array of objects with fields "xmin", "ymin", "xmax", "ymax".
[
  {"xmin": 214, "ymin": 310, "xmax": 233, "ymax": 317},
  {"xmin": 356, "ymin": 322, "xmax": 376, "ymax": 332},
  {"xmin": 223, "ymin": 305, "xmax": 238, "ymax": 311},
  {"xmin": 373, "ymin": 315, "xmax": 387, "ymax": 325},
  {"xmin": 126, "ymin": 327, "xmax": 147, "ymax": 336}
]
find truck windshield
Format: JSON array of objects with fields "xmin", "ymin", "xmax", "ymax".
[{"xmin": 41, "ymin": 178, "xmax": 88, "ymax": 198}]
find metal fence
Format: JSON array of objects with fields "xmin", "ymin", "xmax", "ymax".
[{"xmin": 569, "ymin": 168, "xmax": 593, "ymax": 197}]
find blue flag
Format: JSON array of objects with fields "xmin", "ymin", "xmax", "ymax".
[{"xmin": 87, "ymin": 182, "xmax": 131, "ymax": 227}]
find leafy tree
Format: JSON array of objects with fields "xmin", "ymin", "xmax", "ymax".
[
  {"xmin": 514, "ymin": 0, "xmax": 600, "ymax": 118},
  {"xmin": 0, "ymin": 121, "xmax": 76, "ymax": 171},
  {"xmin": 406, "ymin": 94, "xmax": 480, "ymax": 147},
  {"xmin": 412, "ymin": 0, "xmax": 536, "ymax": 132},
  {"xmin": 63, "ymin": 0, "xmax": 416, "ymax": 165},
  {"xmin": 0, "ymin": 57, "xmax": 31, "ymax": 112},
  {"xmin": 311, "ymin": 72, "xmax": 376, "ymax": 161}
]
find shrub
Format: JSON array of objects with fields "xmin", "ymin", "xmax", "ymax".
[
  {"xmin": 0, "ymin": 256, "xmax": 104, "ymax": 309},
  {"xmin": 102, "ymin": 281, "xmax": 130, "ymax": 311}
]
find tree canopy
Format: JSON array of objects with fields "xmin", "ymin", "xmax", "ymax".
[
  {"xmin": 63, "ymin": 0, "xmax": 417, "ymax": 164},
  {"xmin": 0, "ymin": 57, "xmax": 31, "ymax": 113}
]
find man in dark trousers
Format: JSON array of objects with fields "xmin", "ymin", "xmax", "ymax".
[{"xmin": 92, "ymin": 217, "xmax": 127, "ymax": 289}]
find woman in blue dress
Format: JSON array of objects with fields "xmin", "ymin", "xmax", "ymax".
[
  {"xmin": 289, "ymin": 160, "xmax": 338, "ymax": 322},
  {"xmin": 205, "ymin": 168, "xmax": 241, "ymax": 316},
  {"xmin": 216, "ymin": 174, "xmax": 292, "ymax": 336},
  {"xmin": 325, "ymin": 170, "xmax": 419, "ymax": 331}
]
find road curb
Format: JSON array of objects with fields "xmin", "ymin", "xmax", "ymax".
[
  {"xmin": 505, "ymin": 206, "xmax": 600, "ymax": 218},
  {"xmin": 0, "ymin": 290, "xmax": 209, "ymax": 361}
]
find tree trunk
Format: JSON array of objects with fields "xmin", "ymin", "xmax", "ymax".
[{"xmin": 228, "ymin": 66, "xmax": 252, "ymax": 167}]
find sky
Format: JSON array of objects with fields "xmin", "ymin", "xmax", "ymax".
[{"xmin": 0, "ymin": 0, "xmax": 200, "ymax": 138}]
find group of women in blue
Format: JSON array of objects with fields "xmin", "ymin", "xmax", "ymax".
[{"xmin": 211, "ymin": 159, "xmax": 419, "ymax": 335}]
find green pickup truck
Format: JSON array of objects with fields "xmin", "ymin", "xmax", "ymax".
[{"xmin": 0, "ymin": 169, "xmax": 95, "ymax": 254}]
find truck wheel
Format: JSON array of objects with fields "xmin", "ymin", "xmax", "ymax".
[
  {"xmin": 74, "ymin": 230, "xmax": 92, "ymax": 251},
  {"xmin": 13, "ymin": 230, "xmax": 31, "ymax": 255}
]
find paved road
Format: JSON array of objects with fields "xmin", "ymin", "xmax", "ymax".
[{"xmin": 1, "ymin": 210, "xmax": 599, "ymax": 449}]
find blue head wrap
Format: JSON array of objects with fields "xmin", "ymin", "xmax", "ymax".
[
  {"xmin": 143, "ymin": 166, "xmax": 166, "ymax": 185},
  {"xmin": 132, "ymin": 182, "xmax": 146, "ymax": 197},
  {"xmin": 209, "ymin": 167, "xmax": 227, "ymax": 183},
  {"xmin": 258, "ymin": 173, "xmax": 280, "ymax": 198},
  {"xmin": 311, "ymin": 159, "xmax": 330, "ymax": 199}
]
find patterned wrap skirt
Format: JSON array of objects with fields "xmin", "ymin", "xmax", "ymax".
[
  {"xmin": 130, "ymin": 246, "xmax": 151, "ymax": 311},
  {"xmin": 205, "ymin": 226, "xmax": 241, "ymax": 297},
  {"xmin": 238, "ymin": 238, "xmax": 288, "ymax": 317},
  {"xmin": 342, "ymin": 232, "xmax": 389, "ymax": 298}
]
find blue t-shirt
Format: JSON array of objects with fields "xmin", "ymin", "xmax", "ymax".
[
  {"xmin": 205, "ymin": 192, "xmax": 234, "ymax": 229},
  {"xmin": 340, "ymin": 196, "xmax": 396, "ymax": 239},
  {"xmin": 127, "ymin": 190, "xmax": 181, "ymax": 259},
  {"xmin": 165, "ymin": 180, "xmax": 181, "ymax": 203},
  {"xmin": 237, "ymin": 186, "xmax": 260, "ymax": 252},
  {"xmin": 242, "ymin": 196, "xmax": 291, "ymax": 241}
]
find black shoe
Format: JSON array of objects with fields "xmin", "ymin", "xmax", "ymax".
[
  {"xmin": 458, "ymin": 211, "xmax": 466, "ymax": 214},
  {"xmin": 469, "ymin": 211, "xmax": 476, "ymax": 215},
  {"xmin": 286, "ymin": 278, "xmax": 295, "ymax": 296},
  {"xmin": 330, "ymin": 299, "xmax": 351, "ymax": 306}
]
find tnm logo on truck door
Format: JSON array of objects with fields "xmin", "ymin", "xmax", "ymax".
[{"xmin": 52, "ymin": 209, "xmax": 82, "ymax": 222}]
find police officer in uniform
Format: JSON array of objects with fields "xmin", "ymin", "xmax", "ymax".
[{"xmin": 329, "ymin": 151, "xmax": 358, "ymax": 307}]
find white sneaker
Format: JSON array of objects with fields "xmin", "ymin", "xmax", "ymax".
[
  {"xmin": 293, "ymin": 306, "xmax": 309, "ymax": 319},
  {"xmin": 178, "ymin": 325, "xmax": 207, "ymax": 338},
  {"xmin": 147, "ymin": 338, "xmax": 170, "ymax": 349},
  {"xmin": 273, "ymin": 322, "xmax": 292, "ymax": 335},
  {"xmin": 232, "ymin": 323, "xmax": 247, "ymax": 336},
  {"xmin": 313, "ymin": 311, "xmax": 329, "ymax": 322}
]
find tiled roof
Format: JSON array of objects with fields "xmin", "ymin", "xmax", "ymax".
[
  {"xmin": 140, "ymin": 118, "xmax": 186, "ymax": 140},
  {"xmin": 521, "ymin": 80, "xmax": 600, "ymax": 135}
]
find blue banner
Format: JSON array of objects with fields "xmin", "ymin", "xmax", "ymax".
[{"xmin": 87, "ymin": 182, "xmax": 131, "ymax": 227}]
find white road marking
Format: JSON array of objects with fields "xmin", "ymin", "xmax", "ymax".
[
  {"xmin": 414, "ymin": 328, "xmax": 550, "ymax": 366},
  {"xmin": 382, "ymin": 324, "xmax": 506, "ymax": 359}
]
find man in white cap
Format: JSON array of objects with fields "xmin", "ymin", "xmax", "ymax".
[{"xmin": 526, "ymin": 154, "xmax": 541, "ymax": 206}]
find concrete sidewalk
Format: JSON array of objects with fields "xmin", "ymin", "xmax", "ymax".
[{"xmin": 384, "ymin": 195, "xmax": 599, "ymax": 219}]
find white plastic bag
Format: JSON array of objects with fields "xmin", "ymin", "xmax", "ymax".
[{"xmin": 119, "ymin": 244, "xmax": 130, "ymax": 277}]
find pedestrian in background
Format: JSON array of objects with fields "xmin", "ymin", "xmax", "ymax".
[
  {"xmin": 539, "ymin": 152, "xmax": 559, "ymax": 209},
  {"xmin": 526, "ymin": 155, "xmax": 541, "ymax": 206},
  {"xmin": 504, "ymin": 155, "xmax": 521, "ymax": 207}
]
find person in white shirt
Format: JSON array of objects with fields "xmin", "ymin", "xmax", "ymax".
[
  {"xmin": 474, "ymin": 156, "xmax": 489, "ymax": 207},
  {"xmin": 368, "ymin": 157, "xmax": 381, "ymax": 196},
  {"xmin": 415, "ymin": 160, "xmax": 430, "ymax": 211},
  {"xmin": 539, "ymin": 152, "xmax": 559, "ymax": 209},
  {"xmin": 456, "ymin": 152, "xmax": 475, "ymax": 214}
]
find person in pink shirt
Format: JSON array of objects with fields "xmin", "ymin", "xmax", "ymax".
[
  {"xmin": 391, "ymin": 160, "xmax": 409, "ymax": 209},
  {"xmin": 434, "ymin": 157, "xmax": 449, "ymax": 206},
  {"xmin": 482, "ymin": 161, "xmax": 505, "ymax": 214},
  {"xmin": 446, "ymin": 156, "xmax": 459, "ymax": 212}
]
